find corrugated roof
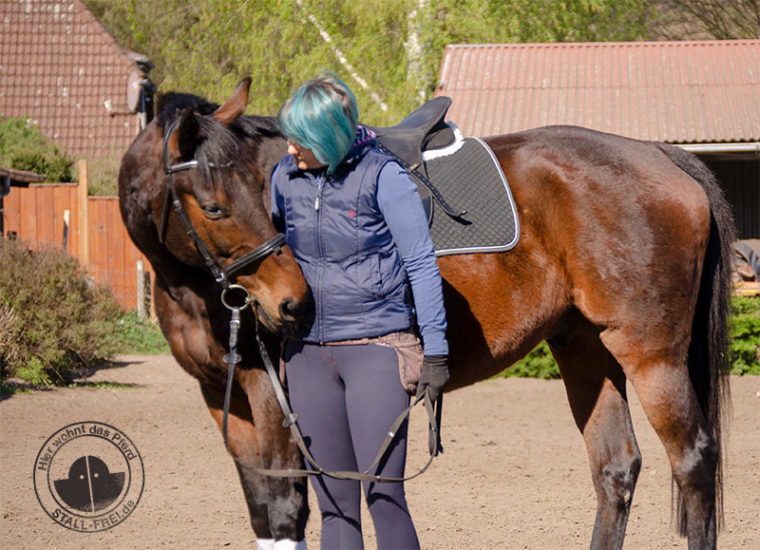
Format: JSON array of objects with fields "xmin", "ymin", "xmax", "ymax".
[
  {"xmin": 0, "ymin": 0, "xmax": 148, "ymax": 158},
  {"xmin": 435, "ymin": 40, "xmax": 760, "ymax": 144}
]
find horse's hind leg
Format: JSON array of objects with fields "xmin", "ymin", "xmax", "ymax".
[
  {"xmin": 551, "ymin": 325, "xmax": 642, "ymax": 550},
  {"xmin": 600, "ymin": 329, "xmax": 718, "ymax": 550}
]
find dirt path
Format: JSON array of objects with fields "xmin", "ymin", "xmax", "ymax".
[{"xmin": 1, "ymin": 355, "xmax": 758, "ymax": 549}]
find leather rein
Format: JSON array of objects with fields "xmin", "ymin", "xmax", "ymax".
[{"xmin": 161, "ymin": 115, "xmax": 442, "ymax": 483}]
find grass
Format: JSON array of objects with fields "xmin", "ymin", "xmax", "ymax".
[
  {"xmin": 66, "ymin": 381, "xmax": 141, "ymax": 390},
  {"xmin": 0, "ymin": 383, "xmax": 33, "ymax": 395},
  {"xmin": 1, "ymin": 376, "xmax": 141, "ymax": 396},
  {"xmin": 108, "ymin": 311, "xmax": 170, "ymax": 355},
  {"xmin": 0, "ymin": 312, "xmax": 167, "ymax": 394}
]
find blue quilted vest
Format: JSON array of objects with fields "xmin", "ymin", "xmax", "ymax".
[{"xmin": 271, "ymin": 144, "xmax": 413, "ymax": 343}]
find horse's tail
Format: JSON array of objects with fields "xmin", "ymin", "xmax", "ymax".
[{"xmin": 657, "ymin": 143, "xmax": 735, "ymax": 534}]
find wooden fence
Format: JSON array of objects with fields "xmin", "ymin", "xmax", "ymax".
[{"xmin": 1, "ymin": 161, "xmax": 153, "ymax": 313}]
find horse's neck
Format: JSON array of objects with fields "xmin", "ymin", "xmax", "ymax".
[{"xmin": 252, "ymin": 135, "xmax": 288, "ymax": 184}]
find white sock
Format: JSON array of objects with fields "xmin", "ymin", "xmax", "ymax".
[
  {"xmin": 256, "ymin": 539, "xmax": 274, "ymax": 550},
  {"xmin": 273, "ymin": 539, "xmax": 307, "ymax": 550}
]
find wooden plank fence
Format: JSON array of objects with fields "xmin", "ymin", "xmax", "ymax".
[{"xmin": 1, "ymin": 161, "xmax": 153, "ymax": 313}]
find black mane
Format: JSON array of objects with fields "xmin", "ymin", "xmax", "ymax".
[
  {"xmin": 157, "ymin": 91, "xmax": 282, "ymax": 141},
  {"xmin": 156, "ymin": 92, "xmax": 218, "ymax": 125},
  {"xmin": 155, "ymin": 90, "xmax": 284, "ymax": 189}
]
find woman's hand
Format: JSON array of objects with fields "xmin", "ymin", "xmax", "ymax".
[{"xmin": 417, "ymin": 355, "xmax": 449, "ymax": 402}]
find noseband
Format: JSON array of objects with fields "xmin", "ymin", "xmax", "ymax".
[{"xmin": 159, "ymin": 115, "xmax": 286, "ymax": 290}]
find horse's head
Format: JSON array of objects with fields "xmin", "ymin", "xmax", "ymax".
[{"xmin": 130, "ymin": 78, "xmax": 310, "ymax": 334}]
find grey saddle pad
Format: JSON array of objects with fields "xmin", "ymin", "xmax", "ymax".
[{"xmin": 422, "ymin": 134, "xmax": 519, "ymax": 256}]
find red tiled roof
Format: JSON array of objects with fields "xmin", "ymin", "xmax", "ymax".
[
  {"xmin": 0, "ymin": 0, "xmax": 148, "ymax": 158},
  {"xmin": 435, "ymin": 40, "xmax": 760, "ymax": 144}
]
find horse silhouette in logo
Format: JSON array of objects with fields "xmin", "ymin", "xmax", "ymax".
[{"xmin": 54, "ymin": 455, "xmax": 125, "ymax": 512}]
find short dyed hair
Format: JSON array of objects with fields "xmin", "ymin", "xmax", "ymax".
[{"xmin": 278, "ymin": 73, "xmax": 358, "ymax": 173}]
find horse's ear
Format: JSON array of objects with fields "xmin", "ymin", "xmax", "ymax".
[
  {"xmin": 213, "ymin": 77, "xmax": 252, "ymax": 126},
  {"xmin": 169, "ymin": 108, "xmax": 201, "ymax": 161}
]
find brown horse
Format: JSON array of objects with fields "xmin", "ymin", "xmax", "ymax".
[{"xmin": 118, "ymin": 79, "xmax": 734, "ymax": 550}]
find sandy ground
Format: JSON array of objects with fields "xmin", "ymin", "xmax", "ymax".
[{"xmin": 1, "ymin": 354, "xmax": 758, "ymax": 549}]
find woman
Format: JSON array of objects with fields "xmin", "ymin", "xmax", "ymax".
[{"xmin": 270, "ymin": 73, "xmax": 449, "ymax": 550}]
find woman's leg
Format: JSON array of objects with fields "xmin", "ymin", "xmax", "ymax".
[
  {"xmin": 336, "ymin": 344, "xmax": 420, "ymax": 550},
  {"xmin": 284, "ymin": 342, "xmax": 364, "ymax": 550}
]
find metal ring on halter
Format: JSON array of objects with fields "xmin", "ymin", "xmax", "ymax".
[{"xmin": 220, "ymin": 284, "xmax": 251, "ymax": 311}]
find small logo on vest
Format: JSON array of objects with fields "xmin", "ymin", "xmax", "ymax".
[{"xmin": 33, "ymin": 421, "xmax": 144, "ymax": 532}]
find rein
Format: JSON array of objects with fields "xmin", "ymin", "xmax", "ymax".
[
  {"xmin": 162, "ymin": 114, "xmax": 442, "ymax": 483},
  {"xmin": 222, "ymin": 294, "xmax": 443, "ymax": 483}
]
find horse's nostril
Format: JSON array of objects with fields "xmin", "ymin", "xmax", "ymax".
[{"xmin": 279, "ymin": 298, "xmax": 299, "ymax": 322}]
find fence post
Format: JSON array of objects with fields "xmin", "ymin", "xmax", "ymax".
[
  {"xmin": 77, "ymin": 160, "xmax": 89, "ymax": 266},
  {"xmin": 62, "ymin": 209, "xmax": 70, "ymax": 250},
  {"xmin": 137, "ymin": 260, "xmax": 145, "ymax": 318}
]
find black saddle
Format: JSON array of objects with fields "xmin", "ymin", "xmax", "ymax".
[
  {"xmin": 371, "ymin": 96, "xmax": 455, "ymax": 170},
  {"xmin": 370, "ymin": 96, "xmax": 464, "ymax": 222}
]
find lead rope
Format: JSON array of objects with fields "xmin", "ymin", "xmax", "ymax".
[
  {"xmin": 221, "ymin": 285, "xmax": 248, "ymax": 454},
  {"xmin": 219, "ymin": 287, "xmax": 442, "ymax": 482}
]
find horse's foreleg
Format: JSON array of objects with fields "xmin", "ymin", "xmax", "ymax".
[
  {"xmin": 200, "ymin": 383, "xmax": 273, "ymax": 536},
  {"xmin": 238, "ymin": 369, "xmax": 309, "ymax": 547},
  {"xmin": 552, "ymin": 330, "xmax": 641, "ymax": 550},
  {"xmin": 200, "ymin": 382, "xmax": 308, "ymax": 548}
]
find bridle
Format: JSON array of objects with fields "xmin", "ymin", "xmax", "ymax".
[
  {"xmin": 160, "ymin": 113, "xmax": 442, "ymax": 483},
  {"xmin": 159, "ymin": 115, "xmax": 286, "ymax": 290}
]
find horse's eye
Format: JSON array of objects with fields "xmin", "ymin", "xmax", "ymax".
[{"xmin": 201, "ymin": 203, "xmax": 225, "ymax": 219}]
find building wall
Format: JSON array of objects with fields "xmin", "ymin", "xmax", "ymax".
[{"xmin": 701, "ymin": 156, "xmax": 760, "ymax": 239}]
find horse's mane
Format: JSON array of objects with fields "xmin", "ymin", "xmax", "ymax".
[
  {"xmin": 155, "ymin": 91, "xmax": 283, "ymax": 190},
  {"xmin": 156, "ymin": 91, "xmax": 282, "ymax": 141}
]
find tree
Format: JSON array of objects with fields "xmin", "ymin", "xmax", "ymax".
[
  {"xmin": 83, "ymin": 0, "xmax": 657, "ymax": 125},
  {"xmin": 656, "ymin": 0, "xmax": 760, "ymax": 40},
  {"xmin": 0, "ymin": 117, "xmax": 73, "ymax": 182}
]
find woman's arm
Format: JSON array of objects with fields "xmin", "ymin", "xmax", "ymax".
[{"xmin": 376, "ymin": 161, "xmax": 448, "ymax": 356}]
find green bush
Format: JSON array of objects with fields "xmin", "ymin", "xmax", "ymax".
[
  {"xmin": 0, "ymin": 117, "xmax": 74, "ymax": 182},
  {"xmin": 729, "ymin": 296, "xmax": 760, "ymax": 375},
  {"xmin": 0, "ymin": 239, "xmax": 120, "ymax": 385},
  {"xmin": 497, "ymin": 296, "xmax": 760, "ymax": 379},
  {"xmin": 499, "ymin": 341, "xmax": 561, "ymax": 380}
]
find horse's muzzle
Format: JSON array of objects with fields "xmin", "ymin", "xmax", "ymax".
[{"xmin": 276, "ymin": 293, "xmax": 314, "ymax": 337}]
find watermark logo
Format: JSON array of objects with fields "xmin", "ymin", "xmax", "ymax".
[{"xmin": 33, "ymin": 421, "xmax": 144, "ymax": 532}]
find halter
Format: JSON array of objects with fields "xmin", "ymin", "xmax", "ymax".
[{"xmin": 159, "ymin": 115, "xmax": 286, "ymax": 289}]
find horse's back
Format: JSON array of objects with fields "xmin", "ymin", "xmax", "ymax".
[
  {"xmin": 484, "ymin": 125, "xmax": 711, "ymax": 348},
  {"xmin": 486, "ymin": 125, "xmax": 712, "ymax": 259},
  {"xmin": 487, "ymin": 125, "xmax": 708, "ymax": 206}
]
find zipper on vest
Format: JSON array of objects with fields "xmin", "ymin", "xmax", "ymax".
[
  {"xmin": 314, "ymin": 176, "xmax": 325, "ymax": 210},
  {"xmin": 314, "ymin": 174, "xmax": 325, "ymax": 342}
]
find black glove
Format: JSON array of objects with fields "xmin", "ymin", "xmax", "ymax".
[{"xmin": 417, "ymin": 355, "xmax": 449, "ymax": 403}]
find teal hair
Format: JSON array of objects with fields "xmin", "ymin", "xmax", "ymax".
[{"xmin": 278, "ymin": 73, "xmax": 358, "ymax": 173}]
